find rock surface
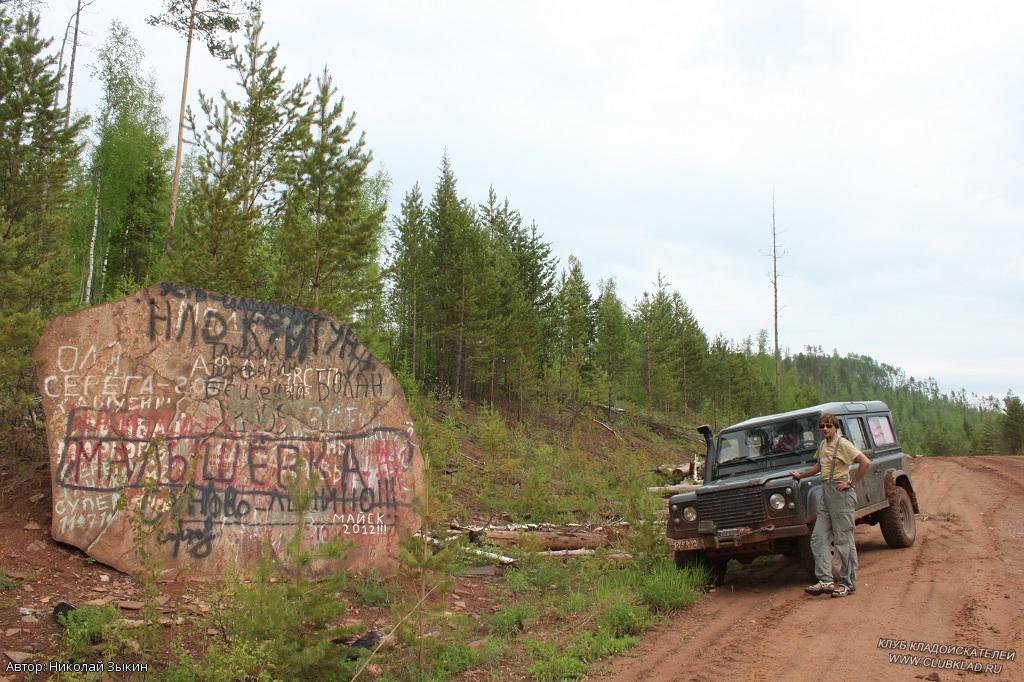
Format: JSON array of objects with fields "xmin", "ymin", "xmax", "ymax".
[{"xmin": 35, "ymin": 284, "xmax": 424, "ymax": 578}]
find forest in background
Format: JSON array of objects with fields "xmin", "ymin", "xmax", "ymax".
[{"xmin": 2, "ymin": 6, "xmax": 1022, "ymax": 460}]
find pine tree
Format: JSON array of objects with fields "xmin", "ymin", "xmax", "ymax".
[
  {"xmin": 671, "ymin": 291, "xmax": 707, "ymax": 414},
  {"xmin": 593, "ymin": 278, "xmax": 629, "ymax": 419},
  {"xmin": 171, "ymin": 15, "xmax": 305, "ymax": 296},
  {"xmin": 632, "ymin": 274, "xmax": 680, "ymax": 413},
  {"xmin": 148, "ymin": 0, "xmax": 259, "ymax": 252},
  {"xmin": 425, "ymin": 154, "xmax": 478, "ymax": 394},
  {"xmin": 555, "ymin": 255, "xmax": 593, "ymax": 416},
  {"xmin": 1001, "ymin": 393, "xmax": 1024, "ymax": 455},
  {"xmin": 274, "ymin": 66, "xmax": 382, "ymax": 320},
  {"xmin": 389, "ymin": 184, "xmax": 431, "ymax": 380},
  {"xmin": 0, "ymin": 9, "xmax": 83, "ymax": 433}
]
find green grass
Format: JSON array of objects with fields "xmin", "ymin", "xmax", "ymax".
[
  {"xmin": 488, "ymin": 602, "xmax": 538, "ymax": 636},
  {"xmin": 526, "ymin": 639, "xmax": 588, "ymax": 681},
  {"xmin": 0, "ymin": 569, "xmax": 20, "ymax": 590},
  {"xmin": 58, "ymin": 603, "xmax": 123, "ymax": 662},
  {"xmin": 636, "ymin": 560, "xmax": 708, "ymax": 612},
  {"xmin": 352, "ymin": 571, "xmax": 400, "ymax": 606},
  {"xmin": 63, "ymin": 391, "xmax": 708, "ymax": 681}
]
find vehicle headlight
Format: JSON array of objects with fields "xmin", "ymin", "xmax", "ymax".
[
  {"xmin": 769, "ymin": 493, "xmax": 786, "ymax": 511},
  {"xmin": 682, "ymin": 506, "xmax": 698, "ymax": 523}
]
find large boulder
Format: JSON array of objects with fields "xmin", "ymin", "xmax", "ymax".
[{"xmin": 34, "ymin": 284, "xmax": 424, "ymax": 578}]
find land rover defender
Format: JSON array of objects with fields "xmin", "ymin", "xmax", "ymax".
[{"xmin": 667, "ymin": 401, "xmax": 918, "ymax": 584}]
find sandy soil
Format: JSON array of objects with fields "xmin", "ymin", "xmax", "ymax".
[{"xmin": 593, "ymin": 456, "xmax": 1024, "ymax": 682}]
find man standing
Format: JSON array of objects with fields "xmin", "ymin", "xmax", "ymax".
[{"xmin": 789, "ymin": 413, "xmax": 871, "ymax": 598}]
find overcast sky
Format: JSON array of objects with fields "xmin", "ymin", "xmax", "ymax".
[{"xmin": 37, "ymin": 1, "xmax": 1023, "ymax": 401}]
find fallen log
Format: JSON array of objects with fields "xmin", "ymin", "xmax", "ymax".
[
  {"xmin": 537, "ymin": 549, "xmax": 632, "ymax": 561},
  {"xmin": 648, "ymin": 483, "xmax": 703, "ymax": 496},
  {"xmin": 420, "ymin": 534, "xmax": 516, "ymax": 565},
  {"xmin": 481, "ymin": 529, "xmax": 608, "ymax": 550},
  {"xmin": 654, "ymin": 462, "xmax": 693, "ymax": 480}
]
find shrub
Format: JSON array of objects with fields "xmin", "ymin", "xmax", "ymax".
[
  {"xmin": 475, "ymin": 405, "xmax": 509, "ymax": 456},
  {"xmin": 526, "ymin": 640, "xmax": 588, "ymax": 681},
  {"xmin": 636, "ymin": 559, "xmax": 706, "ymax": 612},
  {"xmin": 352, "ymin": 571, "xmax": 399, "ymax": 606},
  {"xmin": 488, "ymin": 602, "xmax": 537, "ymax": 637},
  {"xmin": 503, "ymin": 556, "xmax": 571, "ymax": 594},
  {"xmin": 0, "ymin": 570, "xmax": 20, "ymax": 590},
  {"xmin": 600, "ymin": 600, "xmax": 647, "ymax": 638},
  {"xmin": 557, "ymin": 590, "xmax": 588, "ymax": 615},
  {"xmin": 158, "ymin": 641, "xmax": 274, "ymax": 682},
  {"xmin": 428, "ymin": 641, "xmax": 477, "ymax": 679},
  {"xmin": 571, "ymin": 628, "xmax": 638, "ymax": 658},
  {"xmin": 59, "ymin": 603, "xmax": 122, "ymax": 662}
]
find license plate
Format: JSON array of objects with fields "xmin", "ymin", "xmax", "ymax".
[{"xmin": 669, "ymin": 537, "xmax": 702, "ymax": 551}]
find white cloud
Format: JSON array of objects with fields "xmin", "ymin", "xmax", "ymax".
[{"xmin": 37, "ymin": 0, "xmax": 1024, "ymax": 398}]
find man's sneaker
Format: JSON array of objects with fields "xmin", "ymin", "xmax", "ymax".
[
  {"xmin": 804, "ymin": 581, "xmax": 834, "ymax": 595},
  {"xmin": 831, "ymin": 584, "xmax": 852, "ymax": 598}
]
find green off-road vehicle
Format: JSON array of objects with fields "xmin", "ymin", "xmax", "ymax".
[{"xmin": 667, "ymin": 401, "xmax": 919, "ymax": 585}]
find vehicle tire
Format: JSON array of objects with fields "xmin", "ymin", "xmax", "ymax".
[
  {"xmin": 879, "ymin": 486, "xmax": 916, "ymax": 548},
  {"xmin": 797, "ymin": 530, "xmax": 840, "ymax": 580},
  {"xmin": 674, "ymin": 550, "xmax": 702, "ymax": 570},
  {"xmin": 675, "ymin": 551, "xmax": 728, "ymax": 586},
  {"xmin": 708, "ymin": 559, "xmax": 728, "ymax": 586},
  {"xmin": 797, "ymin": 536, "xmax": 816, "ymax": 580}
]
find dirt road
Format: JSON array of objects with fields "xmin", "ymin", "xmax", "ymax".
[{"xmin": 596, "ymin": 456, "xmax": 1024, "ymax": 682}]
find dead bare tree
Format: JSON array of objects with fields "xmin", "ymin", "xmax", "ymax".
[
  {"xmin": 770, "ymin": 195, "xmax": 782, "ymax": 406},
  {"xmin": 62, "ymin": 0, "xmax": 88, "ymax": 128}
]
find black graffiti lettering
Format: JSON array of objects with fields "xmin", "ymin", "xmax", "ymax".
[
  {"xmin": 313, "ymin": 486, "xmax": 340, "ymax": 513},
  {"xmin": 241, "ymin": 310, "xmax": 265, "ymax": 355},
  {"xmin": 108, "ymin": 441, "xmax": 134, "ymax": 485},
  {"xmin": 341, "ymin": 443, "xmax": 368, "ymax": 492},
  {"xmin": 201, "ymin": 310, "xmax": 228, "ymax": 344},
  {"xmin": 162, "ymin": 517, "xmax": 216, "ymax": 559},
  {"xmin": 267, "ymin": 490, "xmax": 296, "ymax": 513},
  {"xmin": 201, "ymin": 440, "xmax": 238, "ymax": 482},
  {"xmin": 378, "ymin": 476, "xmax": 399, "ymax": 508},
  {"xmin": 223, "ymin": 486, "xmax": 250, "ymax": 517},
  {"xmin": 247, "ymin": 438, "xmax": 269, "ymax": 484},
  {"xmin": 311, "ymin": 317, "xmax": 324, "ymax": 355},
  {"xmin": 359, "ymin": 487, "xmax": 375, "ymax": 512},
  {"xmin": 324, "ymin": 320, "xmax": 346, "ymax": 357},
  {"xmin": 316, "ymin": 370, "xmax": 330, "ymax": 400},
  {"xmin": 306, "ymin": 442, "xmax": 331, "ymax": 486},
  {"xmin": 148, "ymin": 298, "xmax": 171, "ymax": 341},
  {"xmin": 284, "ymin": 317, "xmax": 309, "ymax": 362},
  {"xmin": 174, "ymin": 303, "xmax": 198, "ymax": 346},
  {"xmin": 275, "ymin": 443, "xmax": 300, "ymax": 488}
]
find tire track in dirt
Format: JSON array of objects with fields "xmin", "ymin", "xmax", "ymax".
[
  {"xmin": 593, "ymin": 457, "xmax": 1024, "ymax": 682},
  {"xmin": 946, "ymin": 457, "xmax": 1024, "ymax": 656}
]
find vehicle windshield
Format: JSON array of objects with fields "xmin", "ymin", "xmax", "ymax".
[{"xmin": 717, "ymin": 416, "xmax": 819, "ymax": 464}]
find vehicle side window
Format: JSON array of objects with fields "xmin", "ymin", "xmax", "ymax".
[
  {"xmin": 867, "ymin": 415, "xmax": 896, "ymax": 447},
  {"xmin": 845, "ymin": 417, "xmax": 868, "ymax": 450}
]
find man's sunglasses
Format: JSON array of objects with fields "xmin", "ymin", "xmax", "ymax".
[{"xmin": 819, "ymin": 423, "xmax": 835, "ymax": 429}]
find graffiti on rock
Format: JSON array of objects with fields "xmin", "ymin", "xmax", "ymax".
[{"xmin": 36, "ymin": 284, "xmax": 423, "ymax": 575}]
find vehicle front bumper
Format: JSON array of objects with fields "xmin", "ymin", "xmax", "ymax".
[{"xmin": 667, "ymin": 522, "xmax": 808, "ymax": 552}]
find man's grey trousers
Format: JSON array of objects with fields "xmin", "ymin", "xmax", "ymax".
[{"xmin": 811, "ymin": 483, "xmax": 858, "ymax": 588}]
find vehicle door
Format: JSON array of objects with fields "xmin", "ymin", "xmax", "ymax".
[
  {"xmin": 841, "ymin": 416, "xmax": 883, "ymax": 509},
  {"xmin": 864, "ymin": 413, "xmax": 902, "ymax": 493}
]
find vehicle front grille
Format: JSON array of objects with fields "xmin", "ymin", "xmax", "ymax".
[{"xmin": 696, "ymin": 488, "xmax": 767, "ymax": 530}]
